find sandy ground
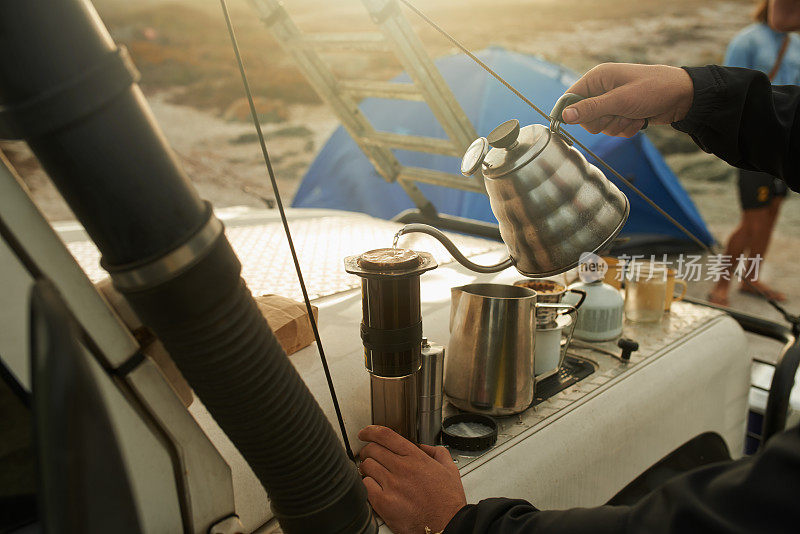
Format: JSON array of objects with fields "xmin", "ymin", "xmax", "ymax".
[{"xmin": 2, "ymin": 0, "xmax": 798, "ymax": 332}]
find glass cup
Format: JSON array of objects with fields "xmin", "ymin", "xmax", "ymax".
[
  {"xmin": 625, "ymin": 263, "xmax": 668, "ymax": 323},
  {"xmin": 664, "ymin": 268, "xmax": 688, "ymax": 312}
]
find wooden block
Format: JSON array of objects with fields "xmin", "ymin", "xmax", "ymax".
[{"xmin": 254, "ymin": 294, "xmax": 319, "ymax": 356}]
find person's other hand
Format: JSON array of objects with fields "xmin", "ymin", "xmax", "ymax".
[
  {"xmin": 562, "ymin": 63, "xmax": 694, "ymax": 137},
  {"xmin": 358, "ymin": 425, "xmax": 466, "ymax": 534}
]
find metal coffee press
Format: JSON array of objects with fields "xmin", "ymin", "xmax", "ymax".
[{"xmin": 345, "ymin": 248, "xmax": 442, "ymax": 444}]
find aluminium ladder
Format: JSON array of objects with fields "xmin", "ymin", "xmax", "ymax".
[{"xmin": 249, "ymin": 0, "xmax": 488, "ymax": 223}]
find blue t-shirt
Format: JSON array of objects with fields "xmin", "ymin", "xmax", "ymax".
[{"xmin": 725, "ymin": 23, "xmax": 800, "ymax": 85}]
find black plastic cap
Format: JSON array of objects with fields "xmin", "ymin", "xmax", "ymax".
[{"xmin": 441, "ymin": 413, "xmax": 498, "ymax": 452}]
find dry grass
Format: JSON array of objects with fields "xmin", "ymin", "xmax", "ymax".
[
  {"xmin": 101, "ymin": 2, "xmax": 321, "ymax": 113},
  {"xmin": 98, "ymin": 0, "xmax": 411, "ymax": 116}
]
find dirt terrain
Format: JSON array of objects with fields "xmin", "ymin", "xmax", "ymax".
[{"xmin": 2, "ymin": 0, "xmax": 798, "ymax": 324}]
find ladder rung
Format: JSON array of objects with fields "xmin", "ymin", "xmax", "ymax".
[
  {"xmin": 360, "ymin": 132, "xmax": 462, "ymax": 156},
  {"xmin": 291, "ymin": 33, "xmax": 393, "ymax": 52},
  {"xmin": 397, "ymin": 167, "xmax": 485, "ymax": 193},
  {"xmin": 339, "ymin": 80, "xmax": 424, "ymax": 101}
]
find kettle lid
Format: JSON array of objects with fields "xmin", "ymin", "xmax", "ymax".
[{"xmin": 461, "ymin": 119, "xmax": 550, "ymax": 179}]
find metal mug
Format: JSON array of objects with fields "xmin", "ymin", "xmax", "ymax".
[
  {"xmin": 534, "ymin": 308, "xmax": 577, "ymax": 380},
  {"xmin": 395, "ymin": 93, "xmax": 630, "ymax": 278},
  {"xmin": 445, "ymin": 283, "xmax": 577, "ymax": 415}
]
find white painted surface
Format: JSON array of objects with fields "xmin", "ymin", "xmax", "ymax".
[
  {"xmin": 82, "ymin": 345, "xmax": 186, "ymax": 534},
  {"xmin": 0, "ymin": 242, "xmax": 185, "ymax": 532},
  {"xmin": 0, "ymin": 163, "xmax": 140, "ymax": 371},
  {"xmin": 0, "ymin": 166, "xmax": 235, "ymax": 533},
  {"xmin": 1, "ymin": 200, "xmax": 753, "ymax": 533},
  {"xmin": 194, "ymin": 242, "xmax": 750, "ymax": 531},
  {"xmin": 459, "ymin": 316, "xmax": 748, "ymax": 508}
]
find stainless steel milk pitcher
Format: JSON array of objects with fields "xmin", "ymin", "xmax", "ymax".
[
  {"xmin": 445, "ymin": 283, "xmax": 575, "ymax": 415},
  {"xmin": 396, "ymin": 93, "xmax": 630, "ymax": 277}
]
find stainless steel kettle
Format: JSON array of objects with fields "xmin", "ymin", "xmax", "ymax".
[{"xmin": 397, "ymin": 93, "xmax": 630, "ymax": 277}]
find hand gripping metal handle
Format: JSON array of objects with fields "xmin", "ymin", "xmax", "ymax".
[
  {"xmin": 395, "ymin": 224, "xmax": 514, "ymax": 274},
  {"xmin": 549, "ymin": 92, "xmax": 649, "ymax": 133},
  {"xmin": 549, "ymin": 92, "xmax": 586, "ymax": 133}
]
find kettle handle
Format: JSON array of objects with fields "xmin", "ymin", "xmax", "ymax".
[
  {"xmin": 549, "ymin": 92, "xmax": 586, "ymax": 133},
  {"xmin": 396, "ymin": 224, "xmax": 514, "ymax": 274}
]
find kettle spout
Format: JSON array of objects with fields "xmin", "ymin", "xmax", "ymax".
[{"xmin": 395, "ymin": 224, "xmax": 514, "ymax": 274}]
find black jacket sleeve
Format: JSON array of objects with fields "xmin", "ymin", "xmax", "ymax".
[
  {"xmin": 443, "ymin": 424, "xmax": 800, "ymax": 533},
  {"xmin": 672, "ymin": 65, "xmax": 800, "ymax": 192}
]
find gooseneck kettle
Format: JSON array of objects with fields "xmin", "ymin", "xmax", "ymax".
[{"xmin": 397, "ymin": 93, "xmax": 630, "ymax": 277}]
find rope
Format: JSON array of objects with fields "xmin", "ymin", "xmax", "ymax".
[{"xmin": 219, "ymin": 0, "xmax": 354, "ymax": 460}]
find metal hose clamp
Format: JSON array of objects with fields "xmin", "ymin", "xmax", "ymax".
[{"xmin": 109, "ymin": 207, "xmax": 224, "ymax": 291}]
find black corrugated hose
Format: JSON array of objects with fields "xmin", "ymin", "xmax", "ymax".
[
  {"xmin": 0, "ymin": 0, "xmax": 374, "ymax": 532},
  {"xmin": 121, "ymin": 234, "xmax": 374, "ymax": 533}
]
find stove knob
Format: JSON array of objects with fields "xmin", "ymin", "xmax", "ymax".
[{"xmin": 618, "ymin": 338, "xmax": 639, "ymax": 361}]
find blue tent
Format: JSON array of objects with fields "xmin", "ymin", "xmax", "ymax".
[{"xmin": 293, "ymin": 47, "xmax": 715, "ymax": 250}]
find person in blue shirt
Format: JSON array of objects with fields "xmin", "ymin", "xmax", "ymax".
[{"xmin": 709, "ymin": 0, "xmax": 800, "ymax": 306}]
